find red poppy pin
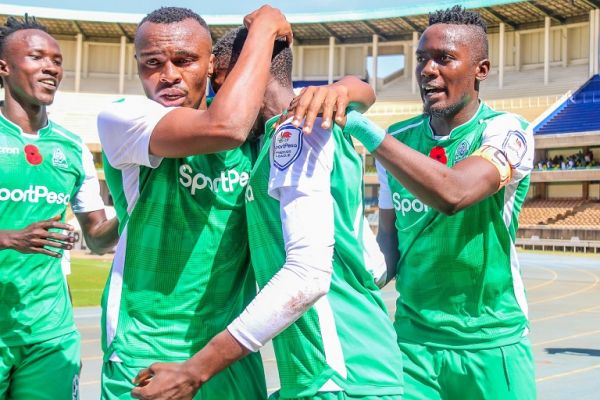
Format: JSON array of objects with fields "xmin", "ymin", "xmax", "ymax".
[
  {"xmin": 429, "ymin": 146, "xmax": 447, "ymax": 164},
  {"xmin": 24, "ymin": 144, "xmax": 43, "ymax": 165}
]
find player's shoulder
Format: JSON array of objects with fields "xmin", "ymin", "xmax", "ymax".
[
  {"xmin": 480, "ymin": 104, "xmax": 529, "ymax": 132},
  {"xmin": 387, "ymin": 114, "xmax": 428, "ymax": 137},
  {"xmin": 98, "ymin": 96, "xmax": 164, "ymax": 124},
  {"xmin": 47, "ymin": 119, "xmax": 84, "ymax": 150}
]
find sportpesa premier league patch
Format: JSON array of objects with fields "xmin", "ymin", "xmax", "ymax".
[
  {"xmin": 273, "ymin": 123, "xmax": 303, "ymax": 170},
  {"xmin": 502, "ymin": 129, "xmax": 527, "ymax": 168}
]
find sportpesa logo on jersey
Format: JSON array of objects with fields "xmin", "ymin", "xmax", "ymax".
[
  {"xmin": 179, "ymin": 164, "xmax": 249, "ymax": 194},
  {"xmin": 0, "ymin": 185, "xmax": 70, "ymax": 204},
  {"xmin": 392, "ymin": 192, "xmax": 430, "ymax": 216}
]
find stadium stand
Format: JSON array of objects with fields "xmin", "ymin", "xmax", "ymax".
[
  {"xmin": 518, "ymin": 199, "xmax": 588, "ymax": 226},
  {"xmin": 535, "ymin": 74, "xmax": 600, "ymax": 134}
]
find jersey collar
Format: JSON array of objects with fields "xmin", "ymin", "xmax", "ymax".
[
  {"xmin": 427, "ymin": 101, "xmax": 485, "ymax": 142},
  {"xmin": 0, "ymin": 110, "xmax": 52, "ymax": 138}
]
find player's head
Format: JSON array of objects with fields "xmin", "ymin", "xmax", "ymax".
[
  {"xmin": 135, "ymin": 7, "xmax": 213, "ymax": 109},
  {"xmin": 0, "ymin": 15, "xmax": 62, "ymax": 107},
  {"xmin": 211, "ymin": 26, "xmax": 292, "ymax": 94},
  {"xmin": 417, "ymin": 5, "xmax": 490, "ymax": 118}
]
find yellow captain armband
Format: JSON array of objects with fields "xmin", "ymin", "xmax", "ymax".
[{"xmin": 470, "ymin": 145, "xmax": 512, "ymax": 189}]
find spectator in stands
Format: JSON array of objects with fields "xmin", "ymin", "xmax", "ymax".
[{"xmin": 335, "ymin": 5, "xmax": 536, "ymax": 400}]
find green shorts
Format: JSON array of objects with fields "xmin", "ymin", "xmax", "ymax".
[
  {"xmin": 0, "ymin": 330, "xmax": 80, "ymax": 400},
  {"xmin": 101, "ymin": 351, "xmax": 266, "ymax": 400},
  {"xmin": 269, "ymin": 391, "xmax": 402, "ymax": 400},
  {"xmin": 399, "ymin": 337, "xmax": 535, "ymax": 400}
]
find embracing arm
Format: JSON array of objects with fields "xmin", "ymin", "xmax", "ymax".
[
  {"xmin": 344, "ymin": 113, "xmax": 533, "ymax": 215},
  {"xmin": 287, "ymin": 75, "xmax": 376, "ymax": 134},
  {"xmin": 149, "ymin": 6, "xmax": 293, "ymax": 157}
]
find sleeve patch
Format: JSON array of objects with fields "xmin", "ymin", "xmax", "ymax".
[
  {"xmin": 272, "ymin": 123, "xmax": 303, "ymax": 170},
  {"xmin": 502, "ymin": 130, "xmax": 527, "ymax": 168}
]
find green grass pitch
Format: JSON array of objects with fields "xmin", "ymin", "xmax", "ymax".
[{"xmin": 67, "ymin": 256, "xmax": 112, "ymax": 307}]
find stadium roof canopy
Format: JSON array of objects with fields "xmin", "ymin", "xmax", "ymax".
[{"xmin": 0, "ymin": 0, "xmax": 598, "ymax": 45}]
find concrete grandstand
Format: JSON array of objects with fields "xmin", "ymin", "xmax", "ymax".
[{"xmin": 0, "ymin": 0, "xmax": 599, "ymax": 250}]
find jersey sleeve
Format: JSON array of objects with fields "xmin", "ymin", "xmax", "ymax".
[
  {"xmin": 478, "ymin": 113, "xmax": 534, "ymax": 184},
  {"xmin": 361, "ymin": 216, "xmax": 387, "ymax": 287},
  {"xmin": 71, "ymin": 144, "xmax": 105, "ymax": 213},
  {"xmin": 376, "ymin": 159, "xmax": 393, "ymax": 209},
  {"xmin": 97, "ymin": 97, "xmax": 175, "ymax": 169},
  {"xmin": 268, "ymin": 117, "xmax": 334, "ymax": 199}
]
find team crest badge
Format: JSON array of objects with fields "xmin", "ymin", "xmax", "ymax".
[
  {"xmin": 273, "ymin": 123, "xmax": 303, "ymax": 170},
  {"xmin": 454, "ymin": 139, "xmax": 470, "ymax": 163},
  {"xmin": 52, "ymin": 147, "xmax": 68, "ymax": 168}
]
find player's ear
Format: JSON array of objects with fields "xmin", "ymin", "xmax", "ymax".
[
  {"xmin": 475, "ymin": 58, "xmax": 490, "ymax": 82},
  {"xmin": 207, "ymin": 54, "xmax": 215, "ymax": 78},
  {"xmin": 0, "ymin": 58, "xmax": 8, "ymax": 79}
]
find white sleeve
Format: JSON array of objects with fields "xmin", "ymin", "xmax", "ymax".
[
  {"xmin": 376, "ymin": 159, "xmax": 393, "ymax": 209},
  {"xmin": 61, "ymin": 249, "xmax": 71, "ymax": 276},
  {"xmin": 71, "ymin": 144, "xmax": 105, "ymax": 213},
  {"xmin": 97, "ymin": 97, "xmax": 175, "ymax": 169},
  {"xmin": 480, "ymin": 113, "xmax": 534, "ymax": 183},
  {"xmin": 268, "ymin": 118, "xmax": 333, "ymax": 198},
  {"xmin": 227, "ymin": 118, "xmax": 335, "ymax": 352}
]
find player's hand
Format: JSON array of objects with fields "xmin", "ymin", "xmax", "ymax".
[
  {"xmin": 276, "ymin": 84, "xmax": 350, "ymax": 133},
  {"xmin": 131, "ymin": 362, "xmax": 199, "ymax": 400},
  {"xmin": 0, "ymin": 215, "xmax": 74, "ymax": 258},
  {"xmin": 244, "ymin": 5, "xmax": 293, "ymax": 45}
]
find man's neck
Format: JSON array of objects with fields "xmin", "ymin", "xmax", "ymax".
[
  {"xmin": 430, "ymin": 98, "xmax": 480, "ymax": 137},
  {"xmin": 262, "ymin": 81, "xmax": 295, "ymax": 124},
  {"xmin": 1, "ymin": 94, "xmax": 47, "ymax": 134}
]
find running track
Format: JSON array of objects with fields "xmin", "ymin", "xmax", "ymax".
[{"xmin": 77, "ymin": 252, "xmax": 600, "ymax": 399}]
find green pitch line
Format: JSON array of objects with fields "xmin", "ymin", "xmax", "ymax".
[{"xmin": 67, "ymin": 256, "xmax": 112, "ymax": 307}]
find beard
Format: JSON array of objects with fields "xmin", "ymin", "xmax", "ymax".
[{"xmin": 423, "ymin": 94, "xmax": 470, "ymax": 119}]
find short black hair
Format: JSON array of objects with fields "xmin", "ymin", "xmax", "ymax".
[
  {"xmin": 429, "ymin": 5, "xmax": 488, "ymax": 61},
  {"xmin": 213, "ymin": 26, "xmax": 292, "ymax": 87},
  {"xmin": 0, "ymin": 14, "xmax": 48, "ymax": 88},
  {"xmin": 137, "ymin": 7, "xmax": 209, "ymax": 32}
]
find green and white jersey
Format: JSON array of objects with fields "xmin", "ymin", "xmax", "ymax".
[
  {"xmin": 98, "ymin": 97, "xmax": 257, "ymax": 366},
  {"xmin": 0, "ymin": 113, "xmax": 104, "ymax": 346},
  {"xmin": 378, "ymin": 102, "xmax": 533, "ymax": 349},
  {"xmin": 238, "ymin": 115, "xmax": 403, "ymax": 398}
]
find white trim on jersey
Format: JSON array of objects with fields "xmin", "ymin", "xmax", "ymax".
[
  {"xmin": 98, "ymin": 97, "xmax": 174, "ymax": 169},
  {"xmin": 105, "ymin": 224, "xmax": 128, "ymax": 361},
  {"xmin": 313, "ymin": 296, "xmax": 347, "ymax": 389},
  {"xmin": 52, "ymin": 127, "xmax": 82, "ymax": 149},
  {"xmin": 376, "ymin": 159, "xmax": 393, "ymax": 210},
  {"xmin": 71, "ymin": 143, "xmax": 105, "ymax": 213},
  {"xmin": 388, "ymin": 120, "xmax": 423, "ymax": 136}
]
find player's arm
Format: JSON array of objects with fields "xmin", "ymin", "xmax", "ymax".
[
  {"xmin": 71, "ymin": 145, "xmax": 119, "ymax": 255},
  {"xmin": 344, "ymin": 112, "xmax": 533, "ymax": 215},
  {"xmin": 148, "ymin": 6, "xmax": 292, "ymax": 157},
  {"xmin": 375, "ymin": 160, "xmax": 399, "ymax": 282},
  {"xmin": 75, "ymin": 211, "xmax": 118, "ymax": 255},
  {"xmin": 131, "ymin": 120, "xmax": 335, "ymax": 400},
  {"xmin": 285, "ymin": 75, "xmax": 376, "ymax": 134},
  {"xmin": 0, "ymin": 215, "xmax": 75, "ymax": 258}
]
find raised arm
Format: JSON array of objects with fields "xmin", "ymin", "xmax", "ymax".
[
  {"xmin": 149, "ymin": 6, "xmax": 292, "ymax": 157},
  {"xmin": 286, "ymin": 75, "xmax": 376, "ymax": 133},
  {"xmin": 344, "ymin": 112, "xmax": 533, "ymax": 215}
]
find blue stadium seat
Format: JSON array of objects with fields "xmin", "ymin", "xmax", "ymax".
[{"xmin": 535, "ymin": 75, "xmax": 600, "ymax": 135}]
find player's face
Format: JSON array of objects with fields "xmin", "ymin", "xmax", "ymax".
[
  {"xmin": 135, "ymin": 18, "xmax": 214, "ymax": 109},
  {"xmin": 0, "ymin": 29, "xmax": 63, "ymax": 107},
  {"xmin": 416, "ymin": 24, "xmax": 484, "ymax": 119}
]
